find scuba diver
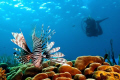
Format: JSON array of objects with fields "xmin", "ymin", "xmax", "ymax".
[{"xmin": 82, "ymin": 17, "xmax": 109, "ymax": 37}]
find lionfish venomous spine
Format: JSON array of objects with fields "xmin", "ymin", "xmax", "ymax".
[{"xmin": 11, "ymin": 24, "xmax": 67, "ymax": 67}]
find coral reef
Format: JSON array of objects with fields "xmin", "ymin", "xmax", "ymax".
[
  {"xmin": 53, "ymin": 72, "xmax": 72, "ymax": 80},
  {"xmin": 6, "ymin": 55, "xmax": 120, "ymax": 80},
  {"xmin": 0, "ymin": 67, "xmax": 6, "ymax": 80},
  {"xmin": 0, "ymin": 63, "xmax": 9, "ymax": 73},
  {"xmin": 32, "ymin": 73, "xmax": 48, "ymax": 80},
  {"xmin": 93, "ymin": 71, "xmax": 120, "ymax": 80},
  {"xmin": 75, "ymin": 56, "xmax": 104, "ymax": 71},
  {"xmin": 74, "ymin": 74, "xmax": 86, "ymax": 80},
  {"xmin": 4, "ymin": 55, "xmax": 120, "ymax": 80},
  {"xmin": 0, "ymin": 54, "xmax": 18, "ymax": 67},
  {"xmin": 97, "ymin": 65, "xmax": 120, "ymax": 73},
  {"xmin": 84, "ymin": 63, "xmax": 101, "ymax": 76},
  {"xmin": 59, "ymin": 65, "xmax": 81, "ymax": 76}
]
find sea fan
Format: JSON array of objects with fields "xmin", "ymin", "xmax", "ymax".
[{"xmin": 11, "ymin": 24, "xmax": 66, "ymax": 67}]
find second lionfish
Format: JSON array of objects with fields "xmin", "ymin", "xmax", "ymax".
[{"xmin": 11, "ymin": 24, "xmax": 67, "ymax": 67}]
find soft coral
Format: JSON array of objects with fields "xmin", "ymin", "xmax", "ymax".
[{"xmin": 0, "ymin": 67, "xmax": 6, "ymax": 80}]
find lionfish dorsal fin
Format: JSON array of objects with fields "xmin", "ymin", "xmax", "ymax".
[
  {"xmin": 32, "ymin": 28, "xmax": 43, "ymax": 67},
  {"xmin": 42, "ymin": 26, "xmax": 55, "ymax": 44}
]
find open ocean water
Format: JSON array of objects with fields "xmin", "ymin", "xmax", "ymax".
[{"xmin": 0, "ymin": 0, "xmax": 120, "ymax": 61}]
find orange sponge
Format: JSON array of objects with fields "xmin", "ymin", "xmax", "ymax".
[
  {"xmin": 55, "ymin": 77, "xmax": 73, "ymax": 80},
  {"xmin": 97, "ymin": 65, "xmax": 120, "ymax": 73},
  {"xmin": 42, "ymin": 66, "xmax": 57, "ymax": 72},
  {"xmin": 53, "ymin": 72, "xmax": 72, "ymax": 80},
  {"xmin": 0, "ymin": 67, "xmax": 6, "ymax": 80},
  {"xmin": 93, "ymin": 71, "xmax": 120, "ymax": 80},
  {"xmin": 84, "ymin": 63, "xmax": 101, "ymax": 76},
  {"xmin": 103, "ymin": 62, "xmax": 110, "ymax": 65},
  {"xmin": 74, "ymin": 74, "xmax": 86, "ymax": 80},
  {"xmin": 59, "ymin": 65, "xmax": 81, "ymax": 76},
  {"xmin": 66, "ymin": 61, "xmax": 73, "ymax": 67},
  {"xmin": 75, "ymin": 56, "xmax": 104, "ymax": 71},
  {"xmin": 32, "ymin": 73, "xmax": 48, "ymax": 80}
]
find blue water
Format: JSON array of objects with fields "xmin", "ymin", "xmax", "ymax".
[{"xmin": 0, "ymin": 0, "xmax": 120, "ymax": 60}]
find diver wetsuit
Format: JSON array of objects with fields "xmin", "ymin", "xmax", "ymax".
[{"xmin": 85, "ymin": 17, "xmax": 108, "ymax": 37}]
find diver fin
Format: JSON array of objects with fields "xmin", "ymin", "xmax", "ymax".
[{"xmin": 96, "ymin": 17, "xmax": 109, "ymax": 23}]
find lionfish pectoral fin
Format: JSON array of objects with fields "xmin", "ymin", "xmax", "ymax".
[
  {"xmin": 51, "ymin": 58, "xmax": 67, "ymax": 65},
  {"xmin": 49, "ymin": 47, "xmax": 60, "ymax": 54},
  {"xmin": 46, "ymin": 42, "xmax": 55, "ymax": 51},
  {"xmin": 14, "ymin": 54, "xmax": 33, "ymax": 64},
  {"xmin": 50, "ymin": 52, "xmax": 65, "ymax": 57},
  {"xmin": 11, "ymin": 31, "xmax": 31, "ymax": 54}
]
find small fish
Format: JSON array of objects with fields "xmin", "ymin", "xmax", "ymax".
[
  {"xmin": 13, "ymin": 52, "xmax": 18, "ymax": 56},
  {"xmin": 14, "ymin": 48, "xmax": 21, "ymax": 52},
  {"xmin": 72, "ymin": 25, "xmax": 75, "ymax": 27}
]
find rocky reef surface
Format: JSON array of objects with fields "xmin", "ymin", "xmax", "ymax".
[{"xmin": 0, "ymin": 56, "xmax": 120, "ymax": 80}]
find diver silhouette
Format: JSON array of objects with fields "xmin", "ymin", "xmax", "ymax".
[{"xmin": 85, "ymin": 17, "xmax": 109, "ymax": 37}]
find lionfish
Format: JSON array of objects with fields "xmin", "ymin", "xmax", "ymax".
[{"xmin": 11, "ymin": 24, "xmax": 67, "ymax": 67}]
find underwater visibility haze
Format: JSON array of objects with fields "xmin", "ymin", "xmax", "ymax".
[
  {"xmin": 0, "ymin": 0, "xmax": 120, "ymax": 79},
  {"xmin": 0, "ymin": 0, "xmax": 120, "ymax": 60}
]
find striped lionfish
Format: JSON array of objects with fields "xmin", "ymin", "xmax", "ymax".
[{"xmin": 11, "ymin": 24, "xmax": 67, "ymax": 67}]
